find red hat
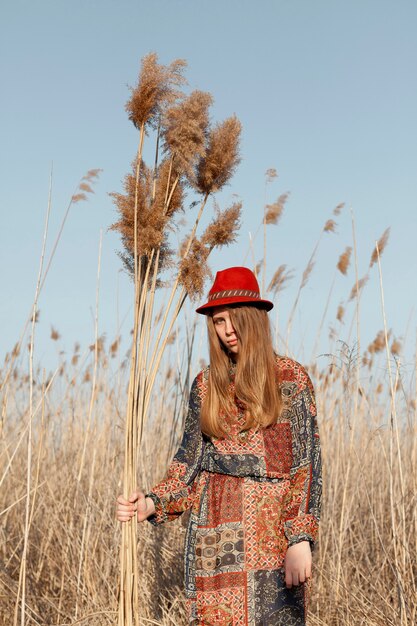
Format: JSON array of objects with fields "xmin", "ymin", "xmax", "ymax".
[{"xmin": 196, "ymin": 266, "xmax": 274, "ymax": 315}]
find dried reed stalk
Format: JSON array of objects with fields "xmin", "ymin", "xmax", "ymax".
[
  {"xmin": 13, "ymin": 168, "xmax": 52, "ymax": 626},
  {"xmin": 75, "ymin": 231, "xmax": 103, "ymax": 618},
  {"xmin": 375, "ymin": 240, "xmax": 408, "ymax": 624}
]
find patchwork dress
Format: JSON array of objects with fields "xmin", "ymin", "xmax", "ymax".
[{"xmin": 146, "ymin": 356, "xmax": 322, "ymax": 626}]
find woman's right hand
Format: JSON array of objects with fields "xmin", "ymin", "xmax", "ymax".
[{"xmin": 116, "ymin": 491, "xmax": 156, "ymax": 523}]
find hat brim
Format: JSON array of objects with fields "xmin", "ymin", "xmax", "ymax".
[{"xmin": 196, "ymin": 296, "xmax": 274, "ymax": 315}]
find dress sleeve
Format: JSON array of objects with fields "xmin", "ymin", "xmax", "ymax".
[
  {"xmin": 283, "ymin": 365, "xmax": 322, "ymax": 549},
  {"xmin": 145, "ymin": 373, "xmax": 205, "ymax": 526}
]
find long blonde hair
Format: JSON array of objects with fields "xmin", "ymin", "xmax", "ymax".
[{"xmin": 200, "ymin": 305, "xmax": 282, "ymax": 438}]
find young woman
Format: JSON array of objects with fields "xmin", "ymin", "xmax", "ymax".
[{"xmin": 117, "ymin": 266, "xmax": 322, "ymax": 625}]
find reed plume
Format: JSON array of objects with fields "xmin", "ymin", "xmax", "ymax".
[
  {"xmin": 337, "ymin": 246, "xmax": 352, "ymax": 275},
  {"xmin": 349, "ymin": 274, "xmax": 369, "ymax": 301},
  {"xmin": 200, "ymin": 201, "xmax": 242, "ymax": 249},
  {"xmin": 370, "ymin": 227, "xmax": 390, "ymax": 267},
  {"xmin": 265, "ymin": 167, "xmax": 278, "ymax": 182},
  {"xmin": 390, "ymin": 338, "xmax": 401, "ymax": 355},
  {"xmin": 72, "ymin": 170, "xmax": 102, "ymax": 203},
  {"xmin": 50, "ymin": 327, "xmax": 60, "ymax": 341},
  {"xmin": 323, "ymin": 219, "xmax": 337, "ymax": 233},
  {"xmin": 336, "ymin": 304, "xmax": 345, "ymax": 323},
  {"xmin": 110, "ymin": 158, "xmax": 184, "ymax": 280},
  {"xmin": 265, "ymin": 193, "xmax": 288, "ymax": 225},
  {"xmin": 195, "ymin": 116, "xmax": 241, "ymax": 194},
  {"xmin": 368, "ymin": 329, "xmax": 390, "ymax": 354},
  {"xmin": 333, "ymin": 202, "xmax": 345, "ymax": 215},
  {"xmin": 163, "ymin": 90, "xmax": 213, "ymax": 180},
  {"xmin": 300, "ymin": 258, "xmax": 315, "ymax": 290},
  {"xmin": 71, "ymin": 193, "xmax": 87, "ymax": 203},
  {"xmin": 267, "ymin": 264, "xmax": 293, "ymax": 296},
  {"xmin": 178, "ymin": 238, "xmax": 210, "ymax": 299},
  {"xmin": 125, "ymin": 53, "xmax": 186, "ymax": 129}
]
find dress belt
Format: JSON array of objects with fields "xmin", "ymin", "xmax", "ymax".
[{"xmin": 200, "ymin": 444, "xmax": 288, "ymax": 481}]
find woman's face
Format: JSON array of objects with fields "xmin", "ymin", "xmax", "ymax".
[{"xmin": 211, "ymin": 307, "xmax": 239, "ymax": 359}]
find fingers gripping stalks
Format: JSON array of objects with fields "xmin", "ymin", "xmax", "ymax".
[{"xmin": 116, "ymin": 490, "xmax": 156, "ymax": 523}]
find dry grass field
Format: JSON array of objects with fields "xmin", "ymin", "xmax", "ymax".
[{"xmin": 1, "ymin": 326, "xmax": 416, "ymax": 625}]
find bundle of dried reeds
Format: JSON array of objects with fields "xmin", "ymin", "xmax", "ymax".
[{"xmin": 110, "ymin": 53, "xmax": 242, "ymax": 626}]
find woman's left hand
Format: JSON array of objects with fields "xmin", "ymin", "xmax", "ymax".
[{"xmin": 283, "ymin": 540, "xmax": 312, "ymax": 588}]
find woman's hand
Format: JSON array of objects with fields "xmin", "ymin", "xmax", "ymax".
[
  {"xmin": 283, "ymin": 540, "xmax": 312, "ymax": 588},
  {"xmin": 116, "ymin": 490, "xmax": 156, "ymax": 523}
]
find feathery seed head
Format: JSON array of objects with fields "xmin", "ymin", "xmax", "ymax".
[
  {"xmin": 265, "ymin": 168, "xmax": 278, "ymax": 182},
  {"xmin": 201, "ymin": 202, "xmax": 241, "ymax": 249},
  {"xmin": 324, "ymin": 219, "xmax": 337, "ymax": 233},
  {"xmin": 333, "ymin": 202, "xmax": 345, "ymax": 216},
  {"xmin": 110, "ymin": 337, "xmax": 120, "ymax": 357},
  {"xmin": 71, "ymin": 193, "xmax": 87, "ymax": 203},
  {"xmin": 73, "ymin": 169, "xmax": 102, "ymax": 202},
  {"xmin": 370, "ymin": 227, "xmax": 390, "ymax": 268},
  {"xmin": 337, "ymin": 246, "xmax": 352, "ymax": 275},
  {"xmin": 195, "ymin": 116, "xmax": 241, "ymax": 194},
  {"xmin": 368, "ymin": 330, "xmax": 390, "ymax": 354},
  {"xmin": 349, "ymin": 274, "xmax": 369, "ymax": 301},
  {"xmin": 265, "ymin": 193, "xmax": 288, "ymax": 225},
  {"xmin": 178, "ymin": 238, "xmax": 210, "ymax": 299},
  {"xmin": 166, "ymin": 331, "xmax": 177, "ymax": 345},
  {"xmin": 163, "ymin": 90, "xmax": 213, "ymax": 180},
  {"xmin": 267, "ymin": 264, "xmax": 294, "ymax": 296},
  {"xmin": 83, "ymin": 168, "xmax": 103, "ymax": 181},
  {"xmin": 126, "ymin": 53, "xmax": 187, "ymax": 129},
  {"xmin": 301, "ymin": 259, "xmax": 315, "ymax": 289},
  {"xmin": 79, "ymin": 182, "xmax": 94, "ymax": 194},
  {"xmin": 51, "ymin": 327, "xmax": 60, "ymax": 341},
  {"xmin": 390, "ymin": 338, "xmax": 401, "ymax": 355},
  {"xmin": 89, "ymin": 335, "xmax": 105, "ymax": 354},
  {"xmin": 336, "ymin": 304, "xmax": 345, "ymax": 323},
  {"xmin": 110, "ymin": 161, "xmax": 175, "ymax": 278}
]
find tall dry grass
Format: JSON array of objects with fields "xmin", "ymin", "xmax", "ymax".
[{"xmin": 1, "ymin": 317, "xmax": 415, "ymax": 625}]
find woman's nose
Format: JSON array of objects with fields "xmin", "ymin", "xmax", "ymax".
[{"xmin": 225, "ymin": 320, "xmax": 235, "ymax": 335}]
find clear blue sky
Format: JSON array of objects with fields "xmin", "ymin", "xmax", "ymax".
[{"xmin": 1, "ymin": 0, "xmax": 416, "ymax": 377}]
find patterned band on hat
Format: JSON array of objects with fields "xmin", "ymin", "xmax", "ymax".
[{"xmin": 208, "ymin": 289, "xmax": 260, "ymax": 301}]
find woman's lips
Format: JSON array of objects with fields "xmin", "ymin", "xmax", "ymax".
[{"xmin": 227, "ymin": 339, "xmax": 238, "ymax": 346}]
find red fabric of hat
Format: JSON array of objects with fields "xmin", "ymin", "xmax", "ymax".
[{"xmin": 196, "ymin": 266, "xmax": 274, "ymax": 315}]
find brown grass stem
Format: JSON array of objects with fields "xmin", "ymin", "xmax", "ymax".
[
  {"xmin": 285, "ymin": 234, "xmax": 322, "ymax": 354},
  {"xmin": 75, "ymin": 231, "xmax": 103, "ymax": 618},
  {"xmin": 77, "ymin": 230, "xmax": 103, "ymax": 484},
  {"xmin": 14, "ymin": 168, "xmax": 52, "ymax": 626},
  {"xmin": 311, "ymin": 272, "xmax": 336, "ymax": 361},
  {"xmin": 375, "ymin": 240, "xmax": 408, "ymax": 624}
]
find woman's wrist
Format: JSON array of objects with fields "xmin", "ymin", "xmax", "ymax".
[{"xmin": 145, "ymin": 496, "xmax": 156, "ymax": 516}]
